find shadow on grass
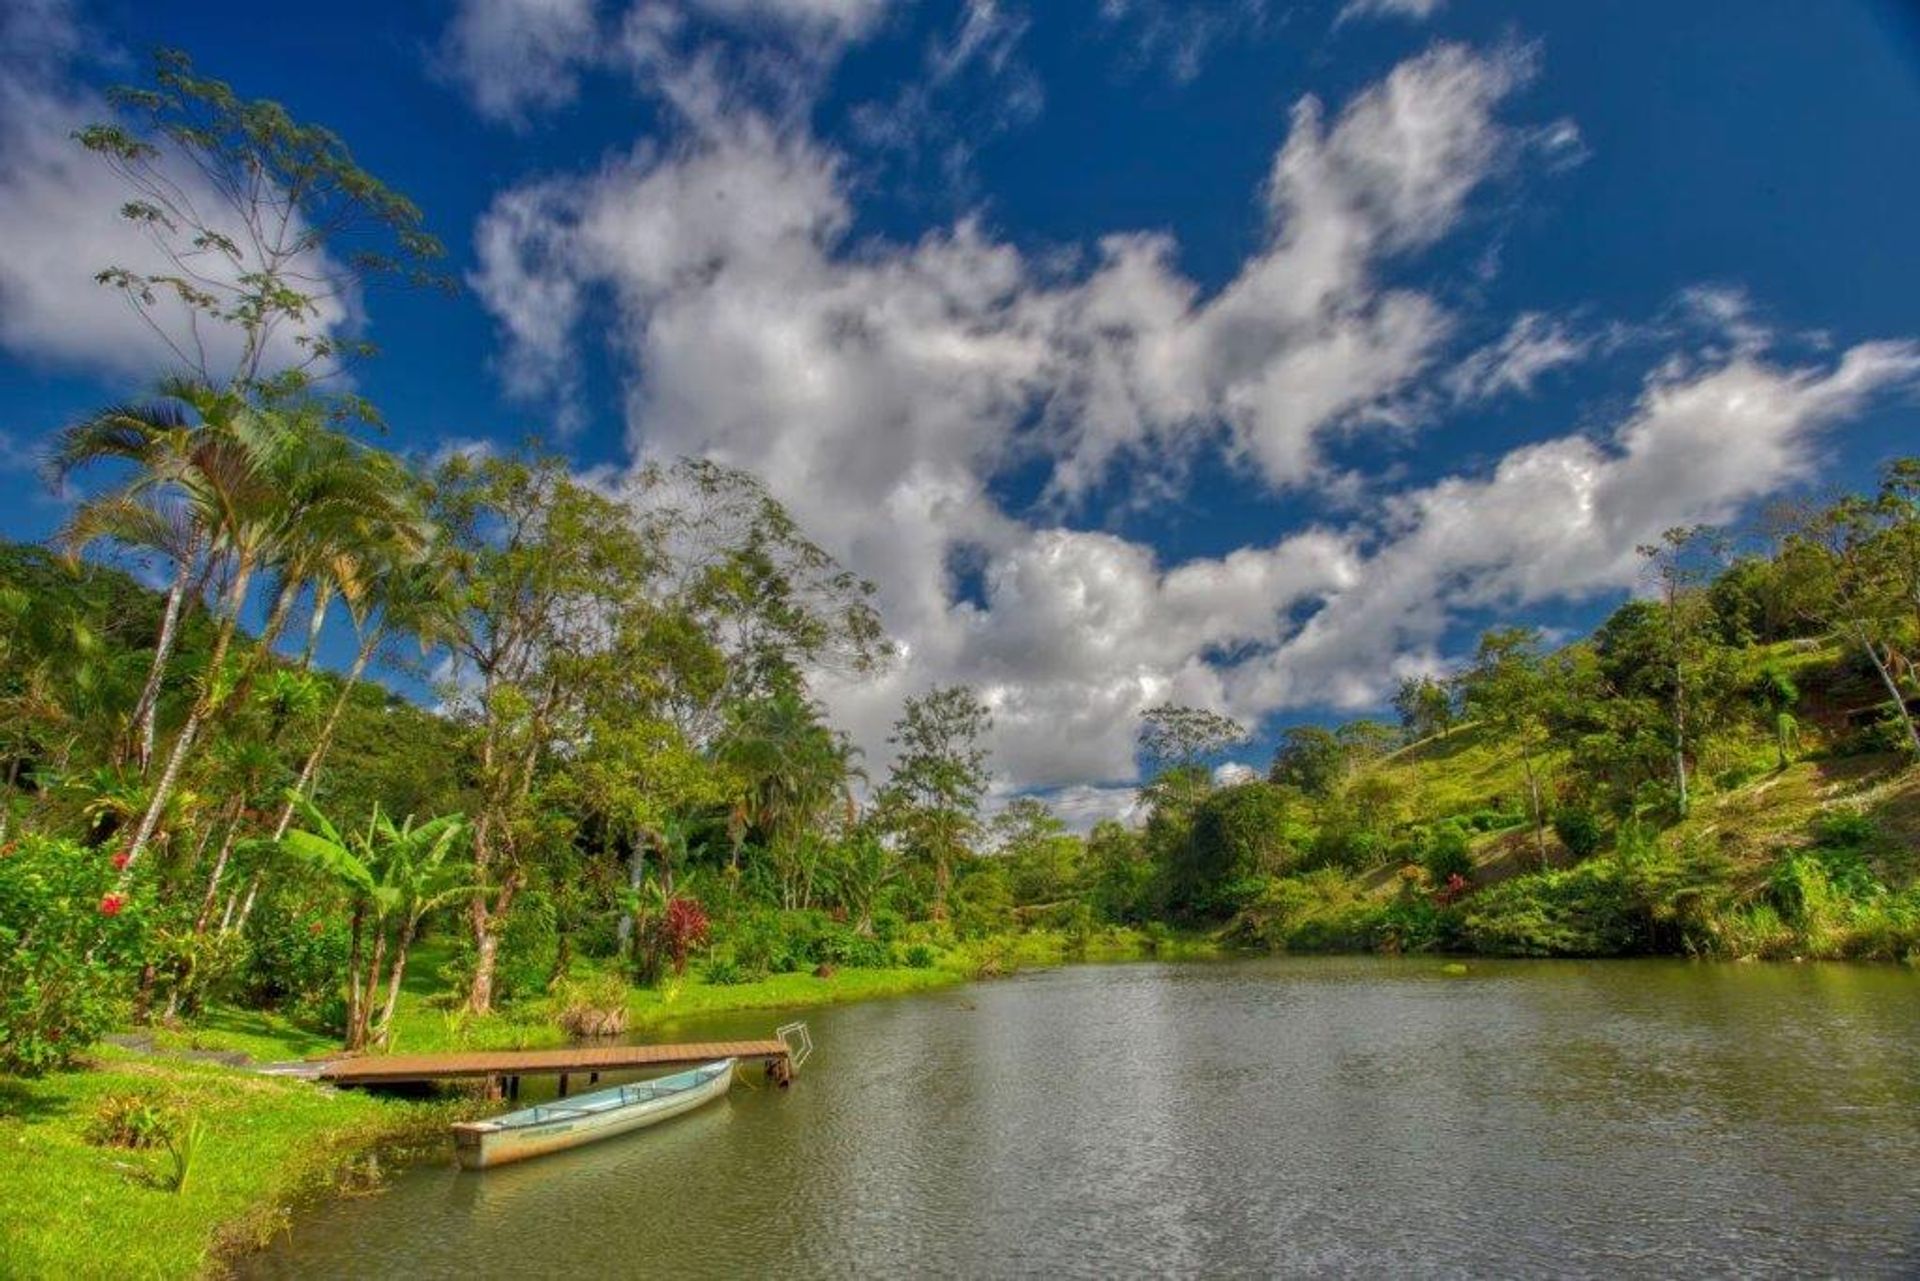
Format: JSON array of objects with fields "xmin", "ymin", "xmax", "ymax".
[{"xmin": 0, "ymin": 1076, "xmax": 74, "ymax": 1125}]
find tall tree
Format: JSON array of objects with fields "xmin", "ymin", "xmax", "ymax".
[
  {"xmin": 717, "ymin": 688, "xmax": 863, "ymax": 909},
  {"xmin": 76, "ymin": 48, "xmax": 449, "ymax": 399},
  {"xmin": 429, "ymin": 450, "xmax": 661, "ymax": 1014},
  {"xmin": 1460, "ymin": 627, "xmax": 1553, "ymax": 866},
  {"xmin": 1393, "ymin": 675, "xmax": 1457, "ymax": 742},
  {"xmin": 1637, "ymin": 526, "xmax": 1724, "ymax": 817},
  {"xmin": 876, "ymin": 686, "xmax": 993, "ymax": 919}
]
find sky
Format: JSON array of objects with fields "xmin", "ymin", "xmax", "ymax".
[{"xmin": 3, "ymin": 0, "xmax": 1919, "ymax": 826}]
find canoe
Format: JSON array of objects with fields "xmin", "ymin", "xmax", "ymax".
[{"xmin": 451, "ymin": 1058, "xmax": 735, "ymax": 1170}]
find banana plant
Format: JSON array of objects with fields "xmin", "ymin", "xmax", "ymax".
[{"xmin": 279, "ymin": 795, "xmax": 473, "ymax": 1049}]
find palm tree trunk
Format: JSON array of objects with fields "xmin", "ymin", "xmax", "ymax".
[
  {"xmin": 128, "ymin": 548, "xmax": 198, "ymax": 772},
  {"xmin": 301, "ymin": 587, "xmax": 333, "ymax": 671},
  {"xmin": 192, "ymin": 799, "xmax": 246, "ymax": 934},
  {"xmin": 270, "ymin": 631, "xmax": 379, "ymax": 841},
  {"xmin": 224, "ymin": 632, "xmax": 381, "ymax": 941},
  {"xmin": 119, "ymin": 555, "xmax": 255, "ymax": 879}
]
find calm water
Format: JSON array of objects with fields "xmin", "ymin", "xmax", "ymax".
[{"xmin": 247, "ymin": 958, "xmax": 1920, "ymax": 1278}]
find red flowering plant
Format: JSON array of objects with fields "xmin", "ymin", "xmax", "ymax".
[
  {"xmin": 660, "ymin": 896, "xmax": 711, "ymax": 976},
  {"xmin": 0, "ymin": 833, "xmax": 149, "ymax": 1073},
  {"xmin": 1432, "ymin": 873, "xmax": 1472, "ymax": 907},
  {"xmin": 628, "ymin": 882, "xmax": 712, "ymax": 984}
]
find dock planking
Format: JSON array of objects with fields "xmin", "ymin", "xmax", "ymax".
[{"xmin": 314, "ymin": 1040, "xmax": 790, "ymax": 1087}]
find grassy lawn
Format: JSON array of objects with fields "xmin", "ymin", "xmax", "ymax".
[{"xmin": 0, "ymin": 1047, "xmax": 461, "ymax": 1279}]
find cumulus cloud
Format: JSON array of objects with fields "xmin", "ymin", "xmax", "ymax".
[
  {"xmin": 469, "ymin": 38, "xmax": 1918, "ymax": 800},
  {"xmin": 436, "ymin": 0, "xmax": 602, "ymax": 126},
  {"xmin": 1041, "ymin": 41, "xmax": 1537, "ymax": 496},
  {"xmin": 0, "ymin": 0, "xmax": 351, "ymax": 382},
  {"xmin": 1229, "ymin": 340, "xmax": 1920, "ymax": 712}
]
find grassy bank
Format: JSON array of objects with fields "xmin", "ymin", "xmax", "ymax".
[
  {"xmin": 0, "ymin": 1046, "xmax": 463, "ymax": 1279},
  {"xmin": 0, "ymin": 927, "xmax": 1212, "ymax": 1278}
]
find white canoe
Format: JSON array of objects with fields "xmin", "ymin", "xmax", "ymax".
[{"xmin": 452, "ymin": 1058, "xmax": 735, "ymax": 1170}]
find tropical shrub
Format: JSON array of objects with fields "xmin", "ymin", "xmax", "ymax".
[
  {"xmin": 1551, "ymin": 807, "xmax": 1604, "ymax": 860},
  {"xmin": 87, "ymin": 1093, "xmax": 177, "ymax": 1149},
  {"xmin": 0, "ymin": 834, "xmax": 145, "ymax": 1074},
  {"xmin": 240, "ymin": 891, "xmax": 352, "ymax": 1024},
  {"xmin": 1421, "ymin": 822, "xmax": 1475, "ymax": 886},
  {"xmin": 698, "ymin": 954, "xmax": 750, "ymax": 985}
]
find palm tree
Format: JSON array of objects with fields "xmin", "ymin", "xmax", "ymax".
[
  {"xmin": 280, "ymin": 798, "xmax": 472, "ymax": 1049},
  {"xmin": 56, "ymin": 381, "xmax": 303, "ymax": 875},
  {"xmin": 48, "ymin": 385, "xmax": 225, "ymax": 770},
  {"xmin": 227, "ymin": 548, "xmax": 458, "ymax": 938},
  {"xmin": 717, "ymin": 689, "xmax": 865, "ymax": 908},
  {"xmin": 104, "ymin": 390, "xmax": 426, "ymax": 882}
]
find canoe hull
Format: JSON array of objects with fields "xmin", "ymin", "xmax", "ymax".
[{"xmin": 452, "ymin": 1059, "xmax": 734, "ymax": 1170}]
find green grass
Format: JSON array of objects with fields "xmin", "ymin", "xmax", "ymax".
[{"xmin": 0, "ymin": 1048, "xmax": 461, "ymax": 1279}]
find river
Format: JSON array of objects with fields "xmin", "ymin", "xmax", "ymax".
[{"xmin": 245, "ymin": 957, "xmax": 1920, "ymax": 1278}]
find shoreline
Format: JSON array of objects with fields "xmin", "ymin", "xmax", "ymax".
[{"xmin": 2, "ymin": 930, "xmax": 1208, "ymax": 1279}]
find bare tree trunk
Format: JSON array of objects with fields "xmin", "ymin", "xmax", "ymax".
[
  {"xmin": 372, "ymin": 922, "xmax": 417, "ymax": 1045},
  {"xmin": 468, "ymin": 895, "xmax": 499, "ymax": 1016},
  {"xmin": 192, "ymin": 804, "xmax": 245, "ymax": 934},
  {"xmin": 1522, "ymin": 748, "xmax": 1548, "ymax": 868},
  {"xmin": 1672, "ymin": 685, "xmax": 1690, "ymax": 818},
  {"xmin": 343, "ymin": 904, "xmax": 365, "ymax": 1051},
  {"xmin": 1859, "ymin": 629, "xmax": 1920, "ymax": 759},
  {"xmin": 128, "ymin": 548, "xmax": 198, "ymax": 773},
  {"xmin": 617, "ymin": 832, "xmax": 644, "ymax": 951}
]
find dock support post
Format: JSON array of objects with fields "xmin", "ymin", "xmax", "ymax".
[
  {"xmin": 558, "ymin": 1073, "xmax": 570, "ymax": 1098},
  {"xmin": 507, "ymin": 1075, "xmax": 520, "ymax": 1101},
  {"xmin": 588, "ymin": 1072, "xmax": 599, "ymax": 1086}
]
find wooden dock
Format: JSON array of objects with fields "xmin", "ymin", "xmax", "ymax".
[{"xmin": 314, "ymin": 1039, "xmax": 793, "ymax": 1090}]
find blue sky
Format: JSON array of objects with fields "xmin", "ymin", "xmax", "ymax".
[{"xmin": 3, "ymin": 0, "xmax": 1918, "ymax": 822}]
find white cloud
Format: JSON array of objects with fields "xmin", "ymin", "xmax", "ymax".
[
  {"xmin": 0, "ymin": 0, "xmax": 351, "ymax": 383},
  {"xmin": 1228, "ymin": 340, "xmax": 1920, "ymax": 712},
  {"xmin": 1040, "ymin": 42, "xmax": 1537, "ymax": 497},
  {"xmin": 437, "ymin": 0, "xmax": 893, "ymax": 126},
  {"xmin": 1447, "ymin": 312, "xmax": 1589, "ymax": 401},
  {"xmin": 1337, "ymin": 0, "xmax": 1444, "ymax": 26},
  {"xmin": 435, "ymin": 0, "xmax": 602, "ymax": 126},
  {"xmin": 1098, "ymin": 0, "xmax": 1276, "ymax": 85},
  {"xmin": 469, "ymin": 39, "xmax": 1918, "ymax": 803}
]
